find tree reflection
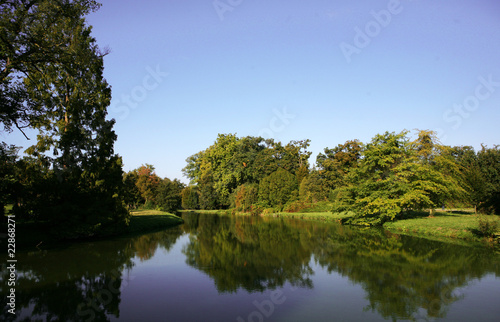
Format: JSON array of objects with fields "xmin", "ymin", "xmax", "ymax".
[
  {"xmin": 0, "ymin": 229, "xmax": 183, "ymax": 321},
  {"xmin": 182, "ymin": 213, "xmax": 314, "ymax": 293},
  {"xmin": 181, "ymin": 212, "xmax": 499, "ymax": 320}
]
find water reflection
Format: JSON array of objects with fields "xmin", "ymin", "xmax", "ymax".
[
  {"xmin": 181, "ymin": 213, "xmax": 499, "ymax": 320},
  {"xmin": 1, "ymin": 213, "xmax": 499, "ymax": 321},
  {"xmin": 182, "ymin": 214, "xmax": 314, "ymax": 293},
  {"xmin": 0, "ymin": 228, "xmax": 184, "ymax": 321}
]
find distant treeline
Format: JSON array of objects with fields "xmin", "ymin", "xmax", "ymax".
[
  {"xmin": 163, "ymin": 131, "xmax": 496, "ymax": 225},
  {"xmin": 120, "ymin": 131, "xmax": 500, "ymax": 225}
]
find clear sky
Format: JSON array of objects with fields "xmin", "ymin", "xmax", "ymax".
[{"xmin": 5, "ymin": 0, "xmax": 500, "ymax": 182}]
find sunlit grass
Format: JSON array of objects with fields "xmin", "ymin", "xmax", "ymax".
[
  {"xmin": 127, "ymin": 209, "xmax": 183, "ymax": 235},
  {"xmin": 261, "ymin": 211, "xmax": 355, "ymax": 223},
  {"xmin": 384, "ymin": 210, "xmax": 500, "ymax": 243}
]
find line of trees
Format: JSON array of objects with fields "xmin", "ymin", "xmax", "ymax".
[
  {"xmin": 122, "ymin": 164, "xmax": 185, "ymax": 213},
  {"xmin": 181, "ymin": 131, "xmax": 500, "ymax": 225}
]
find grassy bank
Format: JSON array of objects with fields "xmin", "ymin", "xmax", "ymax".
[
  {"xmin": 383, "ymin": 210, "xmax": 500, "ymax": 245},
  {"xmin": 4, "ymin": 209, "xmax": 183, "ymax": 249},
  {"xmin": 259, "ymin": 211, "xmax": 355, "ymax": 223},
  {"xmin": 183, "ymin": 208, "xmax": 499, "ymax": 247},
  {"xmin": 126, "ymin": 209, "xmax": 184, "ymax": 236}
]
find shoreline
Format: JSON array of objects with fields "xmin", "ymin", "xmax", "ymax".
[
  {"xmin": 181, "ymin": 209, "xmax": 499, "ymax": 248},
  {"xmin": 3, "ymin": 209, "xmax": 184, "ymax": 250}
]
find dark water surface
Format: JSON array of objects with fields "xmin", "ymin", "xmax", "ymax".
[{"xmin": 2, "ymin": 212, "xmax": 499, "ymax": 321}]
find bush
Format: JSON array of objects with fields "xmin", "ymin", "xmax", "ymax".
[
  {"xmin": 283, "ymin": 200, "xmax": 311, "ymax": 213},
  {"xmin": 231, "ymin": 183, "xmax": 259, "ymax": 212},
  {"xmin": 258, "ymin": 168, "xmax": 298, "ymax": 209},
  {"xmin": 477, "ymin": 215, "xmax": 499, "ymax": 237},
  {"xmin": 181, "ymin": 186, "xmax": 199, "ymax": 209}
]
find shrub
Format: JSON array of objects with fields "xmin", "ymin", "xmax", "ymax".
[
  {"xmin": 258, "ymin": 168, "xmax": 298, "ymax": 209},
  {"xmin": 231, "ymin": 183, "xmax": 259, "ymax": 212},
  {"xmin": 283, "ymin": 200, "xmax": 311, "ymax": 213},
  {"xmin": 477, "ymin": 215, "xmax": 499, "ymax": 237}
]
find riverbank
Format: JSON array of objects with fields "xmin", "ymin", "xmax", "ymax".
[
  {"xmin": 182, "ymin": 209, "xmax": 499, "ymax": 247},
  {"xmin": 4, "ymin": 209, "xmax": 183, "ymax": 249},
  {"xmin": 383, "ymin": 210, "xmax": 500, "ymax": 245}
]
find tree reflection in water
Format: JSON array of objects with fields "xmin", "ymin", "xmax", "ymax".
[
  {"xmin": 0, "ymin": 227, "xmax": 184, "ymax": 321},
  {"xmin": 1, "ymin": 213, "xmax": 498, "ymax": 321},
  {"xmin": 181, "ymin": 212, "xmax": 499, "ymax": 321}
]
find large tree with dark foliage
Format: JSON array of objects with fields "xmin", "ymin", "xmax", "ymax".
[{"xmin": 1, "ymin": 0, "xmax": 128, "ymax": 237}]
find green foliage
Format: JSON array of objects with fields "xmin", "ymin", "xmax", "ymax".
[
  {"xmin": 122, "ymin": 171, "xmax": 143, "ymax": 209},
  {"xmin": 476, "ymin": 145, "xmax": 500, "ymax": 214},
  {"xmin": 0, "ymin": 0, "xmax": 101, "ymax": 135},
  {"xmin": 231, "ymin": 183, "xmax": 259, "ymax": 212},
  {"xmin": 316, "ymin": 139, "xmax": 362, "ymax": 190},
  {"xmin": 299, "ymin": 170, "xmax": 328, "ymax": 203},
  {"xmin": 0, "ymin": 0, "xmax": 130, "ymax": 237},
  {"xmin": 332, "ymin": 131, "xmax": 464, "ymax": 226},
  {"xmin": 181, "ymin": 186, "xmax": 199, "ymax": 210},
  {"xmin": 135, "ymin": 164, "xmax": 160, "ymax": 204},
  {"xmin": 476, "ymin": 215, "xmax": 499, "ymax": 237},
  {"xmin": 156, "ymin": 178, "xmax": 185, "ymax": 213},
  {"xmin": 183, "ymin": 134, "xmax": 311, "ymax": 208},
  {"xmin": 258, "ymin": 168, "xmax": 298, "ymax": 210}
]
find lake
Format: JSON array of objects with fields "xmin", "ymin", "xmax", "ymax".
[{"xmin": 2, "ymin": 212, "xmax": 499, "ymax": 321}]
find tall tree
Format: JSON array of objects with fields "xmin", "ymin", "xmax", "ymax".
[
  {"xmin": 477, "ymin": 145, "xmax": 500, "ymax": 214},
  {"xmin": 1, "ymin": 0, "xmax": 129, "ymax": 236},
  {"xmin": 135, "ymin": 164, "xmax": 160, "ymax": 205},
  {"xmin": 1, "ymin": 0, "xmax": 101, "ymax": 137},
  {"xmin": 156, "ymin": 178, "xmax": 184, "ymax": 213},
  {"xmin": 316, "ymin": 139, "xmax": 362, "ymax": 190},
  {"xmin": 332, "ymin": 131, "xmax": 463, "ymax": 225}
]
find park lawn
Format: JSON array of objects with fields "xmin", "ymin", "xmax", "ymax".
[
  {"xmin": 383, "ymin": 211, "xmax": 500, "ymax": 243},
  {"xmin": 125, "ymin": 209, "xmax": 184, "ymax": 235},
  {"xmin": 260, "ymin": 211, "xmax": 355, "ymax": 223},
  {"xmin": 6, "ymin": 209, "xmax": 183, "ymax": 249}
]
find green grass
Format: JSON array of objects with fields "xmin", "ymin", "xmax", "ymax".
[
  {"xmin": 126, "ymin": 209, "xmax": 183, "ymax": 235},
  {"xmin": 260, "ymin": 211, "xmax": 355, "ymax": 223},
  {"xmin": 3, "ymin": 209, "xmax": 183, "ymax": 249},
  {"xmin": 384, "ymin": 210, "xmax": 500, "ymax": 244}
]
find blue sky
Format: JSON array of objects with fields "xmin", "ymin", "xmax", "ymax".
[{"xmin": 5, "ymin": 0, "xmax": 500, "ymax": 182}]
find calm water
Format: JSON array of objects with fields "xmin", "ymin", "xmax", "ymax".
[{"xmin": 2, "ymin": 213, "xmax": 500, "ymax": 321}]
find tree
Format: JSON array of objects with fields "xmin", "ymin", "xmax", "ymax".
[
  {"xmin": 182, "ymin": 134, "xmax": 312, "ymax": 208},
  {"xmin": 135, "ymin": 164, "xmax": 160, "ymax": 206},
  {"xmin": 476, "ymin": 145, "xmax": 500, "ymax": 214},
  {"xmin": 123, "ymin": 170, "xmax": 143, "ymax": 209},
  {"xmin": 1, "ymin": 0, "xmax": 101, "ymax": 137},
  {"xmin": 332, "ymin": 131, "xmax": 464, "ymax": 225},
  {"xmin": 231, "ymin": 183, "xmax": 259, "ymax": 212},
  {"xmin": 258, "ymin": 168, "xmax": 298, "ymax": 209},
  {"xmin": 299, "ymin": 170, "xmax": 328, "ymax": 203},
  {"xmin": 1, "ymin": 0, "xmax": 129, "ymax": 236},
  {"xmin": 156, "ymin": 178, "xmax": 184, "ymax": 213},
  {"xmin": 0, "ymin": 143, "xmax": 19, "ymax": 218},
  {"xmin": 316, "ymin": 139, "xmax": 362, "ymax": 190},
  {"xmin": 181, "ymin": 186, "xmax": 199, "ymax": 210}
]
